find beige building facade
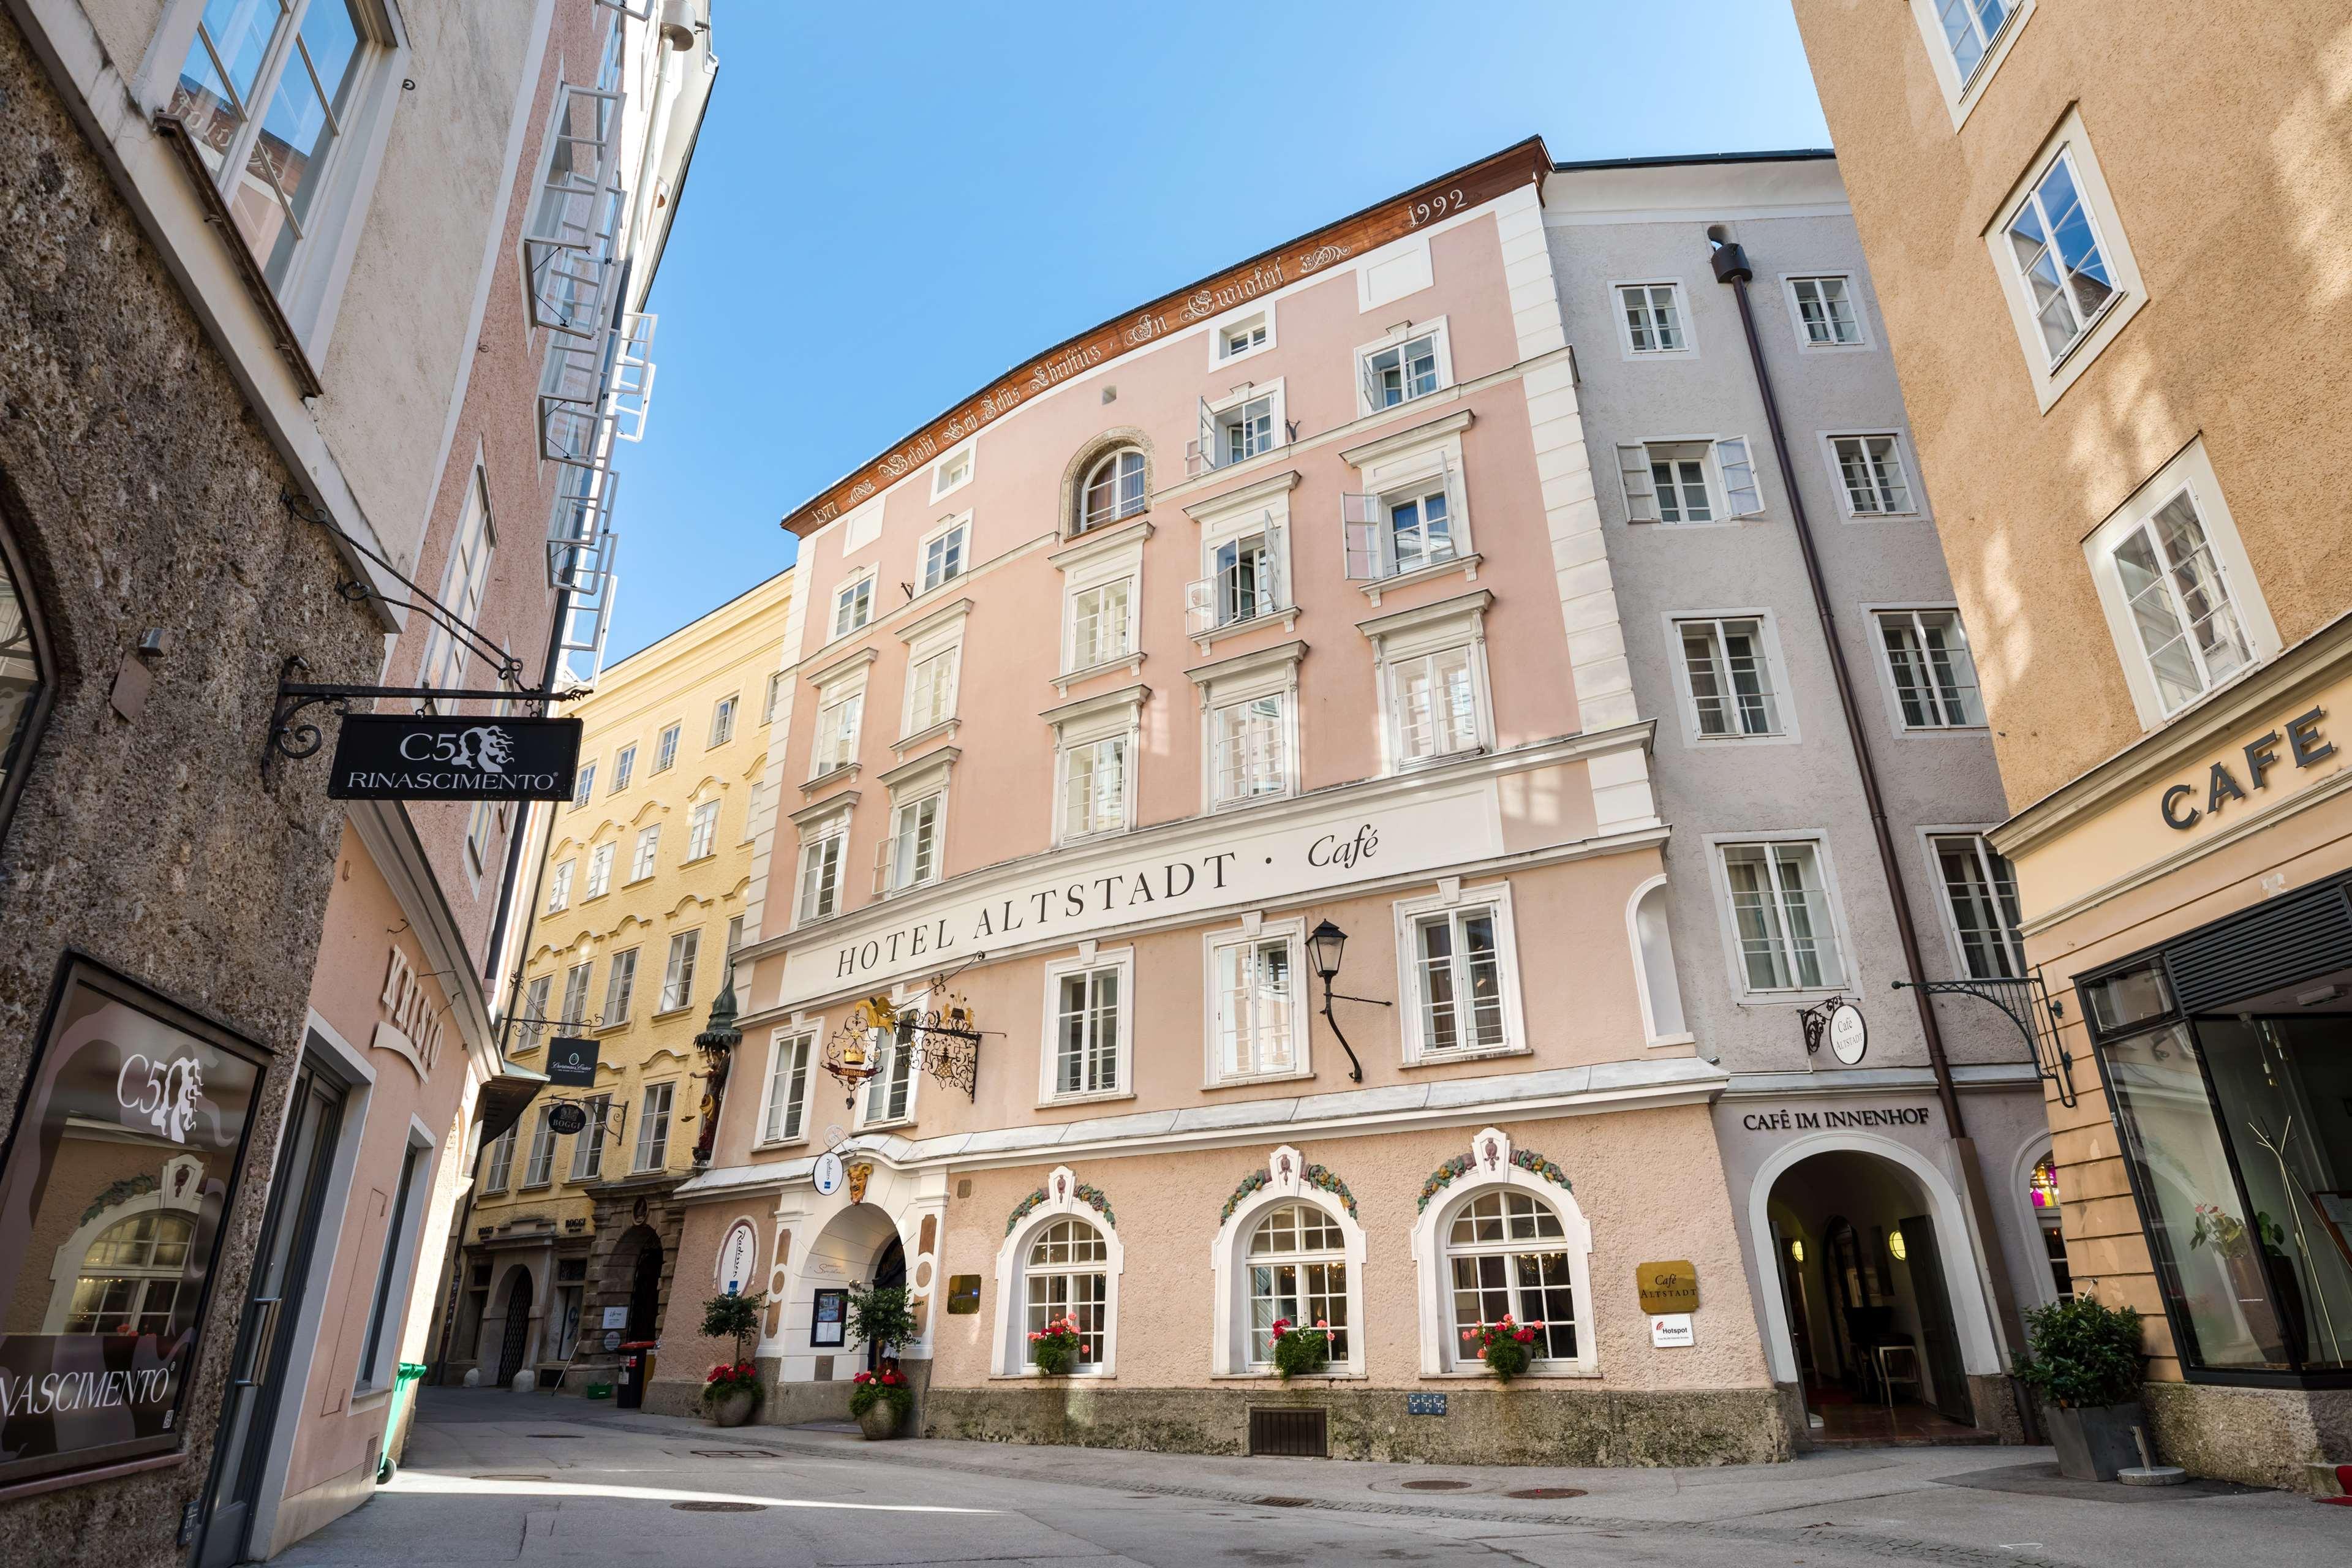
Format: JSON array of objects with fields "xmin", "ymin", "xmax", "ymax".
[
  {"xmin": 442, "ymin": 568, "xmax": 793, "ymax": 1400},
  {"xmin": 1793, "ymin": 0, "xmax": 2352, "ymax": 1488}
]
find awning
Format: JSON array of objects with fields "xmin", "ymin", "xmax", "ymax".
[{"xmin": 475, "ymin": 1065, "xmax": 549, "ymax": 1146}]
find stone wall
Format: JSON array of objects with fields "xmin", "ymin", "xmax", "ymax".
[
  {"xmin": 924, "ymin": 1384, "xmax": 1789, "ymax": 1468},
  {"xmin": 2143, "ymin": 1382, "xmax": 2352, "ymax": 1493},
  {"xmin": 0, "ymin": 12, "xmax": 380, "ymax": 1567}
]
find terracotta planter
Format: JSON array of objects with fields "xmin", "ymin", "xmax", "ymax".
[
  {"xmin": 707, "ymin": 1388, "xmax": 758, "ymax": 1428},
  {"xmin": 857, "ymin": 1399, "xmax": 903, "ymax": 1441},
  {"xmin": 2045, "ymin": 1401, "xmax": 2144, "ymax": 1481}
]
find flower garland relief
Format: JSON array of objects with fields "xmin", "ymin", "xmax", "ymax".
[
  {"xmin": 1005, "ymin": 1181, "xmax": 1117, "ymax": 1235},
  {"xmin": 1417, "ymin": 1148, "xmax": 1572, "ymax": 1212},
  {"xmin": 1219, "ymin": 1160, "xmax": 1359, "ymax": 1222}
]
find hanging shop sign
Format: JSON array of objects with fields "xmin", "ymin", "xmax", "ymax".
[
  {"xmin": 326, "ymin": 714, "xmax": 582, "ymax": 802},
  {"xmin": 716, "ymin": 1221, "xmax": 758, "ymax": 1295},
  {"xmin": 546, "ymin": 1037, "xmax": 600, "ymax": 1087},
  {"xmin": 1634, "ymin": 1261, "xmax": 1698, "ymax": 1315},
  {"xmin": 546, "ymin": 1102, "xmax": 589, "ymax": 1136},
  {"xmin": 0, "ymin": 954, "xmax": 266, "ymax": 1489},
  {"xmin": 1828, "ymin": 1003, "xmax": 1867, "ymax": 1065},
  {"xmin": 812, "ymin": 1150, "xmax": 845, "ymax": 1197}
]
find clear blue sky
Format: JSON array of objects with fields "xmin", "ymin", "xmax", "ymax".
[{"xmin": 604, "ymin": 1, "xmax": 1831, "ymax": 660}]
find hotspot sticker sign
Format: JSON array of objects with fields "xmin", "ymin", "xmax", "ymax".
[{"xmin": 1649, "ymin": 1313, "xmax": 1695, "ymax": 1349}]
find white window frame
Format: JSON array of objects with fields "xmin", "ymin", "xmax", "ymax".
[
  {"xmin": 685, "ymin": 797, "xmax": 720, "ymax": 861},
  {"xmin": 658, "ymin": 927, "xmax": 699, "ymax": 1013},
  {"xmin": 1392, "ymin": 882, "xmax": 1527, "ymax": 1066},
  {"xmin": 1363, "ymin": 591, "xmax": 1495, "ymax": 774},
  {"xmin": 1053, "ymin": 525, "xmax": 1147, "ymax": 685},
  {"xmin": 1703, "ymin": 831, "xmax": 1858, "ymax": 1001},
  {"xmin": 568, "ymin": 1094, "xmax": 609, "ymax": 1182},
  {"xmin": 633, "ymin": 1080, "xmax": 674, "ymax": 1172},
  {"xmin": 482, "ymin": 1123, "xmax": 516, "ymax": 1194},
  {"xmin": 1616, "ymin": 437, "xmax": 1764, "ymax": 526},
  {"xmin": 1868, "ymin": 603, "xmax": 1989, "ymax": 734},
  {"xmin": 521, "ymin": 1107, "xmax": 556, "ymax": 1189},
  {"xmin": 1409, "ymin": 1128, "xmax": 1599, "ymax": 1378},
  {"xmin": 709, "ymin": 692, "xmax": 739, "ymax": 747},
  {"xmin": 877, "ymin": 778, "xmax": 946, "ymax": 898},
  {"xmin": 900, "ymin": 626, "xmax": 963, "ymax": 743},
  {"xmin": 1626, "ymin": 876, "xmax": 1692, "ymax": 1048},
  {"xmin": 1353, "ymin": 317, "xmax": 1455, "ymax": 418},
  {"xmin": 1338, "ymin": 412, "xmax": 1478, "ymax": 603},
  {"xmin": 792, "ymin": 804, "xmax": 852, "ymax": 927},
  {"xmin": 352, "ymin": 1120, "xmax": 435, "ymax": 1393},
  {"xmin": 653, "ymin": 722, "xmax": 680, "ymax": 772},
  {"xmin": 1039, "ymin": 946, "xmax": 1135, "ymax": 1106},
  {"xmin": 601, "ymin": 946, "xmax": 637, "ymax": 1025},
  {"xmin": 1074, "ymin": 447, "xmax": 1148, "ymax": 535},
  {"xmin": 1189, "ymin": 504, "xmax": 1293, "ymax": 647},
  {"xmin": 584, "ymin": 841, "xmax": 614, "ymax": 900},
  {"xmin": 571, "ymin": 761, "xmax": 596, "ymax": 809},
  {"xmin": 1196, "ymin": 379, "xmax": 1286, "ymax": 474},
  {"xmin": 1049, "ymin": 690, "xmax": 1144, "ymax": 846},
  {"xmin": 1820, "ymin": 430, "xmax": 1925, "ymax": 520},
  {"xmin": 1910, "ymin": 0, "xmax": 2036, "ymax": 128},
  {"xmin": 1611, "ymin": 280, "xmax": 1695, "ymax": 361},
  {"xmin": 1208, "ymin": 1149, "xmax": 1368, "ymax": 1378},
  {"xmin": 853, "ymin": 994, "xmax": 922, "ymax": 1131},
  {"xmin": 515, "ymin": 973, "xmax": 552, "ymax": 1055},
  {"xmin": 2082, "ymin": 439, "xmax": 2277, "ymax": 728},
  {"xmin": 831, "ymin": 566, "xmax": 878, "ymax": 640},
  {"xmin": 917, "ymin": 511, "xmax": 970, "ymax": 595},
  {"xmin": 1189, "ymin": 640, "xmax": 1304, "ymax": 813},
  {"xmin": 1209, "ymin": 304, "xmax": 1275, "ymax": 368},
  {"xmin": 929, "ymin": 442, "xmax": 974, "ymax": 502},
  {"xmin": 149, "ymin": 0, "xmax": 411, "ymax": 348},
  {"xmin": 1984, "ymin": 115, "xmax": 2146, "ymax": 411},
  {"xmin": 1781, "ymin": 273, "xmax": 1871, "ymax": 351},
  {"xmin": 420, "ymin": 467, "xmax": 496, "ymax": 691},
  {"xmin": 1202, "ymin": 917, "xmax": 1311, "ymax": 1087},
  {"xmin": 809, "ymin": 671, "xmax": 867, "ymax": 780},
  {"xmin": 1664, "ymin": 609, "xmax": 1798, "ymax": 748},
  {"xmin": 627, "ymin": 823, "xmax": 659, "ymax": 883},
  {"xmin": 989, "ymin": 1166, "xmax": 1126, "ymax": 1378},
  {"xmin": 608, "ymin": 743, "xmax": 636, "ymax": 794},
  {"xmin": 756, "ymin": 1024, "xmax": 816, "ymax": 1148},
  {"xmin": 557, "ymin": 960, "xmax": 594, "ymax": 1030},
  {"xmin": 1919, "ymin": 827, "xmax": 2031, "ymax": 981},
  {"xmin": 763, "ymin": 670, "xmax": 788, "ymax": 726}
]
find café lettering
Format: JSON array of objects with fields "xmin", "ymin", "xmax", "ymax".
[{"xmin": 2157, "ymin": 705, "xmax": 2334, "ymax": 830}]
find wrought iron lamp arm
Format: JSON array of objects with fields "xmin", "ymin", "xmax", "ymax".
[{"xmin": 1317, "ymin": 978, "xmax": 1390, "ymax": 1085}]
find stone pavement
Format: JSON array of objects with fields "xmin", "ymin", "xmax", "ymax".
[{"xmin": 273, "ymin": 1386, "xmax": 2348, "ymax": 1566}]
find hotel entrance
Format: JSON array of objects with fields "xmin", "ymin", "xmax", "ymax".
[{"xmin": 1765, "ymin": 1147, "xmax": 1982, "ymax": 1441}]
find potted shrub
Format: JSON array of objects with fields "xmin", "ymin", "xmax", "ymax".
[
  {"xmin": 850, "ymin": 1366, "xmax": 912, "ymax": 1438},
  {"xmin": 698, "ymin": 1290, "xmax": 766, "ymax": 1428},
  {"xmin": 2011, "ymin": 1297, "xmax": 2146, "ymax": 1480},
  {"xmin": 1268, "ymin": 1317, "xmax": 1332, "ymax": 1381},
  {"xmin": 846, "ymin": 1283, "xmax": 920, "ymax": 1439},
  {"xmin": 1461, "ymin": 1316, "xmax": 1542, "ymax": 1383},
  {"xmin": 1027, "ymin": 1314, "xmax": 1085, "ymax": 1376}
]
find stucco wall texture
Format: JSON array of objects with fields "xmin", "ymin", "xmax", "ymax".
[
  {"xmin": 1789, "ymin": 0, "xmax": 2352, "ymax": 811},
  {"xmin": 0, "ymin": 12, "xmax": 380, "ymax": 1563}
]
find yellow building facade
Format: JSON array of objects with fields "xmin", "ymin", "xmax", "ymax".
[{"xmin": 445, "ymin": 569, "xmax": 793, "ymax": 1392}]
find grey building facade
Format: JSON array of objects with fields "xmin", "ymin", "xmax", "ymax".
[{"xmin": 1544, "ymin": 153, "xmax": 2067, "ymax": 1445}]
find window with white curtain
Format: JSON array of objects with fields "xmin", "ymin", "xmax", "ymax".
[
  {"xmin": 1389, "ymin": 646, "xmax": 1481, "ymax": 765},
  {"xmin": 1718, "ymin": 839, "xmax": 1845, "ymax": 993},
  {"xmin": 797, "ymin": 814, "xmax": 847, "ymax": 922},
  {"xmin": 812, "ymin": 682, "xmax": 864, "ymax": 776},
  {"xmin": 1060, "ymin": 734, "xmax": 1128, "ymax": 840},
  {"xmin": 1411, "ymin": 905, "xmax": 1506, "ymax": 1055},
  {"xmin": 1212, "ymin": 695, "xmax": 1287, "ymax": 805},
  {"xmin": 601, "ymin": 947, "xmax": 636, "ymax": 1025},
  {"xmin": 1050, "ymin": 961, "xmax": 1123, "ymax": 1098},
  {"xmin": 1444, "ymin": 1190, "xmax": 1578, "ymax": 1365},
  {"xmin": 659, "ymin": 929, "xmax": 699, "ymax": 1012},
  {"xmin": 883, "ymin": 792, "xmax": 941, "ymax": 894},
  {"xmin": 1877, "ymin": 608, "xmax": 1985, "ymax": 728},
  {"xmin": 761, "ymin": 1030, "xmax": 813, "ymax": 1145},
  {"xmin": 628, "ymin": 824, "xmax": 659, "ymax": 882},
  {"xmin": 1067, "ymin": 578, "xmax": 1133, "ymax": 671},
  {"xmin": 1246, "ymin": 1204, "xmax": 1349, "ymax": 1366},
  {"xmin": 1076, "ymin": 449, "xmax": 1146, "ymax": 533},
  {"xmin": 521, "ymin": 1108, "xmax": 555, "ymax": 1188},
  {"xmin": 1023, "ymin": 1219, "xmax": 1109, "ymax": 1368},
  {"xmin": 1931, "ymin": 833, "xmax": 2029, "ymax": 980},
  {"xmin": 687, "ymin": 799, "xmax": 719, "ymax": 860},
  {"xmin": 558, "ymin": 961, "xmax": 593, "ymax": 1028},
  {"xmin": 904, "ymin": 644, "xmax": 959, "ymax": 736},
  {"xmin": 633, "ymin": 1081, "xmax": 673, "ymax": 1171},
  {"xmin": 584, "ymin": 842, "xmax": 614, "ymax": 898},
  {"xmin": 1210, "ymin": 929, "xmax": 1300, "ymax": 1081}
]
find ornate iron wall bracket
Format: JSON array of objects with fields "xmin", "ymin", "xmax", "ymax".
[
  {"xmin": 1798, "ymin": 995, "xmax": 1856, "ymax": 1057},
  {"xmin": 1891, "ymin": 973, "xmax": 2079, "ymax": 1108},
  {"xmin": 896, "ymin": 1000, "xmax": 984, "ymax": 1102},
  {"xmin": 265, "ymin": 656, "xmax": 570, "ymax": 776}
]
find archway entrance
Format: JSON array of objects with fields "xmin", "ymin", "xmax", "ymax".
[
  {"xmin": 495, "ymin": 1267, "xmax": 534, "ymax": 1386},
  {"xmin": 866, "ymin": 1235, "xmax": 906, "ymax": 1373},
  {"xmin": 1763, "ymin": 1147, "xmax": 1983, "ymax": 1442}
]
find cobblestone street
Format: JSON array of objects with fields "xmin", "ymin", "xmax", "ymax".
[{"xmin": 274, "ymin": 1390, "xmax": 2347, "ymax": 1567}]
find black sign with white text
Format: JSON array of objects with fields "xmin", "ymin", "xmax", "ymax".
[
  {"xmin": 545, "ymin": 1038, "xmax": 599, "ymax": 1087},
  {"xmin": 328, "ymin": 715, "xmax": 581, "ymax": 802}
]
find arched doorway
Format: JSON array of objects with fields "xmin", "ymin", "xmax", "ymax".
[
  {"xmin": 866, "ymin": 1235, "xmax": 905, "ymax": 1373},
  {"xmin": 625, "ymin": 1229, "xmax": 665, "ymax": 1341},
  {"xmin": 1755, "ymin": 1140, "xmax": 1994, "ymax": 1441},
  {"xmin": 495, "ymin": 1267, "xmax": 534, "ymax": 1386}
]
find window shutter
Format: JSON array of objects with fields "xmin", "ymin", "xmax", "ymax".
[
  {"xmin": 1717, "ymin": 437, "xmax": 1763, "ymax": 516},
  {"xmin": 1618, "ymin": 444, "xmax": 1659, "ymax": 523},
  {"xmin": 1196, "ymin": 397, "xmax": 1218, "ymax": 474},
  {"xmin": 1185, "ymin": 576, "xmax": 1216, "ymax": 637},
  {"xmin": 1265, "ymin": 516, "xmax": 1287, "ymax": 608},
  {"xmin": 609, "ymin": 312, "xmax": 658, "ymax": 442},
  {"xmin": 872, "ymin": 834, "xmax": 893, "ymax": 898},
  {"xmin": 1360, "ymin": 354, "xmax": 1385, "ymax": 414},
  {"xmin": 1341, "ymin": 493, "xmax": 1384, "ymax": 579}
]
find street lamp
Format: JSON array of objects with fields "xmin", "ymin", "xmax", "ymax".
[{"xmin": 1305, "ymin": 919, "xmax": 1387, "ymax": 1084}]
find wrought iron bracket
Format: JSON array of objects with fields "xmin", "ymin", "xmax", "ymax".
[
  {"xmin": 1798, "ymin": 995, "xmax": 1856, "ymax": 1057},
  {"xmin": 1891, "ymin": 972, "xmax": 2079, "ymax": 1108},
  {"xmin": 265, "ymin": 655, "xmax": 574, "ymax": 776},
  {"xmin": 1317, "ymin": 983, "xmax": 1390, "ymax": 1085}
]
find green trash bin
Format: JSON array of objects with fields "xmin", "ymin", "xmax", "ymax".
[{"xmin": 379, "ymin": 1362, "xmax": 430, "ymax": 1482}]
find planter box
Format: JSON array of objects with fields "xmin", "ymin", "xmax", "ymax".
[{"xmin": 2046, "ymin": 1401, "xmax": 2144, "ymax": 1482}]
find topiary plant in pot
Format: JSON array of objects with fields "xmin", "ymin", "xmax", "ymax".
[
  {"xmin": 698, "ymin": 1291, "xmax": 766, "ymax": 1427},
  {"xmin": 2011, "ymin": 1297, "xmax": 2146, "ymax": 1480},
  {"xmin": 846, "ymin": 1283, "xmax": 920, "ymax": 1439}
]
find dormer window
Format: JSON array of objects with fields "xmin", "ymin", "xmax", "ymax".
[{"xmin": 1077, "ymin": 448, "xmax": 1147, "ymax": 533}]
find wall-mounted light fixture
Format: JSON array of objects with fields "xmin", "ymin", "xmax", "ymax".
[{"xmin": 1306, "ymin": 920, "xmax": 1389, "ymax": 1084}]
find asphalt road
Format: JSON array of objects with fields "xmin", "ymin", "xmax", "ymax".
[{"xmin": 273, "ymin": 1387, "xmax": 2346, "ymax": 1567}]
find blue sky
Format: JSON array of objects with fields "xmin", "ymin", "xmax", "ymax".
[{"xmin": 604, "ymin": 1, "xmax": 1831, "ymax": 660}]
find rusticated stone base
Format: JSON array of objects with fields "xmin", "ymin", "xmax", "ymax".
[
  {"xmin": 1967, "ymin": 1374, "xmax": 2029, "ymax": 1444},
  {"xmin": 2141, "ymin": 1381, "xmax": 2352, "ymax": 1491},
  {"xmin": 922, "ymin": 1383, "xmax": 1790, "ymax": 1467}
]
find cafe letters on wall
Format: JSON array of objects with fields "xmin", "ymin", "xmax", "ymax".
[{"xmin": 0, "ymin": 954, "xmax": 264, "ymax": 1487}]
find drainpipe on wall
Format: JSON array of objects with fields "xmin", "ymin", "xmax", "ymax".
[{"xmin": 1708, "ymin": 236, "xmax": 2034, "ymax": 1428}]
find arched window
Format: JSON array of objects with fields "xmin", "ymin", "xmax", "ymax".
[
  {"xmin": 1629, "ymin": 877, "xmax": 1688, "ymax": 1043},
  {"xmin": 2027, "ymin": 1151, "xmax": 2073, "ymax": 1303},
  {"xmin": 1443, "ymin": 1190, "xmax": 1577, "ymax": 1366},
  {"xmin": 0, "ymin": 518, "xmax": 51, "ymax": 837},
  {"xmin": 1246, "ymin": 1202, "xmax": 1349, "ymax": 1366},
  {"xmin": 65, "ymin": 1212, "xmax": 196, "ymax": 1337},
  {"xmin": 1077, "ymin": 448, "xmax": 1146, "ymax": 533},
  {"xmin": 1022, "ymin": 1216, "xmax": 1108, "ymax": 1368}
]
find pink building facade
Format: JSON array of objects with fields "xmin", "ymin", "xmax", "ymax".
[{"xmin": 669, "ymin": 141, "xmax": 1788, "ymax": 1463}]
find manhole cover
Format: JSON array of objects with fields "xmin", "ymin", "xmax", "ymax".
[
  {"xmin": 1402, "ymin": 1479, "xmax": 1474, "ymax": 1491},
  {"xmin": 671, "ymin": 1501, "xmax": 764, "ymax": 1513},
  {"xmin": 1505, "ymin": 1487, "xmax": 1588, "ymax": 1500},
  {"xmin": 1254, "ymin": 1496, "xmax": 1313, "ymax": 1507},
  {"xmin": 471, "ymin": 1474, "xmax": 549, "ymax": 1482}
]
